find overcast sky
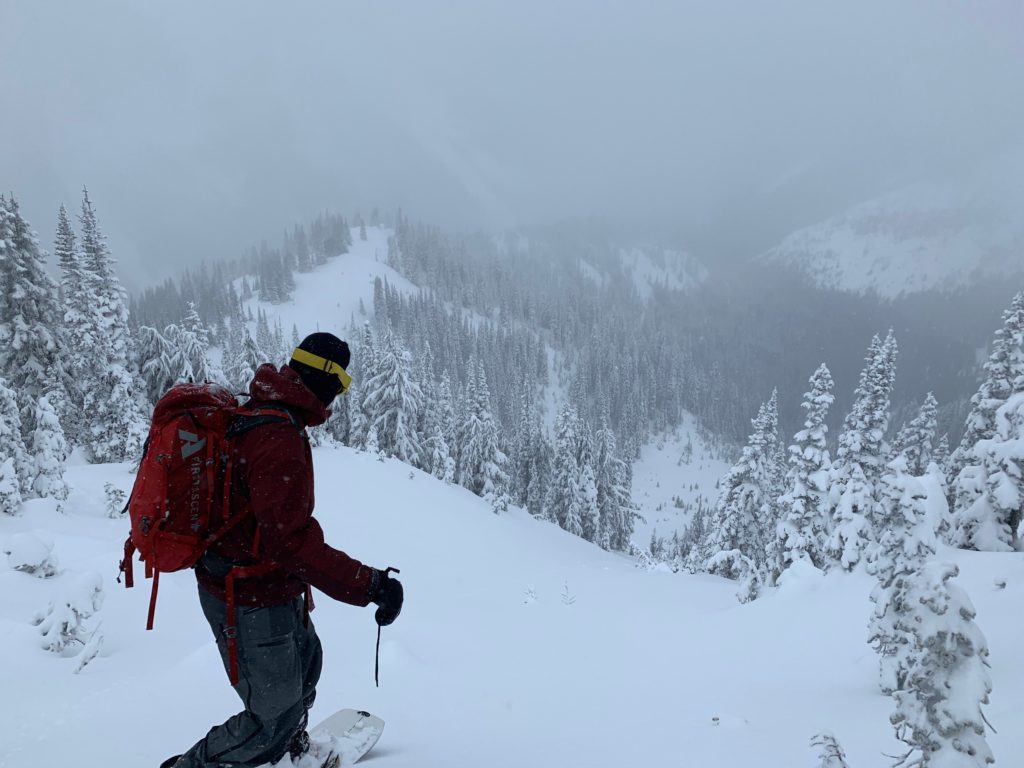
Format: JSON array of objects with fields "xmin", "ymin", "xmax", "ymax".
[{"xmin": 2, "ymin": 0, "xmax": 1022, "ymax": 290}]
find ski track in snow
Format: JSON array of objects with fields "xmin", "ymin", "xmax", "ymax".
[{"xmin": 2, "ymin": 450, "xmax": 1023, "ymax": 768}]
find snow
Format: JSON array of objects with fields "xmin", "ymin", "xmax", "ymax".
[
  {"xmin": 5, "ymin": 446, "xmax": 1018, "ymax": 768},
  {"xmin": 630, "ymin": 415, "xmax": 731, "ymax": 545},
  {"xmin": 241, "ymin": 227, "xmax": 421, "ymax": 339},
  {"xmin": 760, "ymin": 158, "xmax": 1024, "ymax": 298}
]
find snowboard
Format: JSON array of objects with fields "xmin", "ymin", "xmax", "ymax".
[{"xmin": 309, "ymin": 708, "xmax": 385, "ymax": 766}]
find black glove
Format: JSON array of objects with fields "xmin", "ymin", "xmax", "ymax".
[{"xmin": 371, "ymin": 569, "xmax": 403, "ymax": 627}]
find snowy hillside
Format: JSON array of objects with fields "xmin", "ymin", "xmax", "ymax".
[
  {"xmin": 3, "ymin": 447, "xmax": 1023, "ymax": 768},
  {"xmin": 241, "ymin": 227, "xmax": 420, "ymax": 338},
  {"xmin": 760, "ymin": 160, "xmax": 1024, "ymax": 298},
  {"xmin": 631, "ymin": 416, "xmax": 730, "ymax": 545}
]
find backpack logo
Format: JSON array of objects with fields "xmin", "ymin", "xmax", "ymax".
[{"xmin": 178, "ymin": 429, "xmax": 207, "ymax": 459}]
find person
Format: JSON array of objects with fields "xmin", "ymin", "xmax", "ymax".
[{"xmin": 164, "ymin": 332, "xmax": 404, "ymax": 768}]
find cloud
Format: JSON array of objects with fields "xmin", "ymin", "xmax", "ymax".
[{"xmin": 2, "ymin": 0, "xmax": 1021, "ymax": 289}]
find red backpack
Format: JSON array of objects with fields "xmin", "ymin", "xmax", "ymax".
[{"xmin": 119, "ymin": 383, "xmax": 298, "ymax": 679}]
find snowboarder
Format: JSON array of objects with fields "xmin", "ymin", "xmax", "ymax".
[{"xmin": 162, "ymin": 332, "xmax": 404, "ymax": 768}]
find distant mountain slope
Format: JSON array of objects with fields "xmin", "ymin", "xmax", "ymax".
[
  {"xmin": 760, "ymin": 161, "xmax": 1024, "ymax": 298},
  {"xmin": 241, "ymin": 226, "xmax": 419, "ymax": 337}
]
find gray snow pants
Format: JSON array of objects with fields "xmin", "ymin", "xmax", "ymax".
[{"xmin": 175, "ymin": 585, "xmax": 323, "ymax": 768}]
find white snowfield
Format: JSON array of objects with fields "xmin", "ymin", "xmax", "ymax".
[
  {"xmin": 2, "ymin": 448, "xmax": 1022, "ymax": 768},
  {"xmin": 760, "ymin": 158, "xmax": 1024, "ymax": 298}
]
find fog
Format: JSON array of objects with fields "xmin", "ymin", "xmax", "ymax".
[{"xmin": 2, "ymin": 0, "xmax": 1022, "ymax": 289}]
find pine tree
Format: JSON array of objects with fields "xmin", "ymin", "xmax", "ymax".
[
  {"xmin": 892, "ymin": 393, "xmax": 939, "ymax": 476},
  {"xmin": 0, "ymin": 375, "xmax": 30, "ymax": 510},
  {"xmin": 828, "ymin": 333, "xmax": 898, "ymax": 570},
  {"xmin": 775, "ymin": 364, "xmax": 835, "ymax": 573},
  {"xmin": 30, "ymin": 394, "xmax": 69, "ymax": 506},
  {"xmin": 951, "ymin": 292, "xmax": 1024, "ymax": 551},
  {"xmin": 456, "ymin": 362, "xmax": 508, "ymax": 509},
  {"xmin": 866, "ymin": 456, "xmax": 937, "ymax": 695},
  {"xmin": 225, "ymin": 321, "xmax": 265, "ymax": 392},
  {"xmin": 889, "ymin": 562, "xmax": 994, "ymax": 768},
  {"xmin": 78, "ymin": 188, "xmax": 132, "ymax": 368},
  {"xmin": 52, "ymin": 204, "xmax": 88, "ymax": 441},
  {"xmin": 547, "ymin": 403, "xmax": 584, "ymax": 530},
  {"xmin": 351, "ymin": 322, "xmax": 379, "ymax": 448},
  {"xmin": 933, "ymin": 434, "xmax": 951, "ymax": 472},
  {"xmin": 952, "ymin": 391, "xmax": 1024, "ymax": 551},
  {"xmin": 362, "ymin": 329, "xmax": 424, "ymax": 465},
  {"xmin": 0, "ymin": 195, "xmax": 64, "ymax": 440},
  {"xmin": 76, "ymin": 189, "xmax": 146, "ymax": 462},
  {"xmin": 700, "ymin": 392, "xmax": 783, "ymax": 587},
  {"xmin": 594, "ymin": 420, "xmax": 635, "ymax": 551},
  {"xmin": 419, "ymin": 358, "xmax": 455, "ymax": 483},
  {"xmin": 949, "ymin": 291, "xmax": 1024, "ymax": 484},
  {"xmin": 179, "ymin": 302, "xmax": 224, "ymax": 384},
  {"xmin": 137, "ymin": 324, "xmax": 182, "ymax": 402}
]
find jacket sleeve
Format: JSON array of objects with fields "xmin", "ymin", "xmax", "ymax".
[{"xmin": 242, "ymin": 423, "xmax": 378, "ymax": 606}]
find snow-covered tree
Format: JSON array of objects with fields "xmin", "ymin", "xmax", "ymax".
[
  {"xmin": 179, "ymin": 302, "xmax": 224, "ymax": 385},
  {"xmin": 889, "ymin": 562, "xmax": 994, "ymax": 768},
  {"xmin": 775, "ymin": 364, "xmax": 834, "ymax": 573},
  {"xmin": 950, "ymin": 291, "xmax": 1024, "ymax": 551},
  {"xmin": 951, "ymin": 392, "xmax": 1024, "ymax": 551},
  {"xmin": 0, "ymin": 374, "xmax": 33, "ymax": 501},
  {"xmin": 700, "ymin": 391, "xmax": 784, "ymax": 587},
  {"xmin": 810, "ymin": 732, "xmax": 851, "ymax": 768},
  {"xmin": 82, "ymin": 364, "xmax": 148, "ymax": 463},
  {"xmin": 362, "ymin": 328, "xmax": 424, "ymax": 465},
  {"xmin": 52, "ymin": 204, "xmax": 88, "ymax": 441},
  {"xmin": 594, "ymin": 420, "xmax": 636, "ymax": 551},
  {"xmin": 948, "ymin": 291, "xmax": 1024, "ymax": 485},
  {"xmin": 0, "ymin": 195, "xmax": 64, "ymax": 438},
  {"xmin": 78, "ymin": 188, "xmax": 132, "ymax": 369},
  {"xmin": 224, "ymin": 321, "xmax": 265, "ymax": 392},
  {"xmin": 33, "ymin": 571, "xmax": 104, "ymax": 656},
  {"xmin": 892, "ymin": 393, "xmax": 939, "ymax": 476},
  {"xmin": 75, "ymin": 189, "xmax": 147, "ymax": 461},
  {"xmin": 137, "ymin": 324, "xmax": 183, "ymax": 402},
  {"xmin": 547, "ymin": 402, "xmax": 584, "ymax": 530},
  {"xmin": 30, "ymin": 394, "xmax": 69, "ymax": 505},
  {"xmin": 867, "ymin": 457, "xmax": 937, "ymax": 694},
  {"xmin": 828, "ymin": 332, "xmax": 898, "ymax": 570},
  {"xmin": 456, "ymin": 362, "xmax": 509, "ymax": 509}
]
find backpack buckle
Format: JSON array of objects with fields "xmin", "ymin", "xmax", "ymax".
[{"xmin": 224, "ymin": 626, "xmax": 238, "ymax": 639}]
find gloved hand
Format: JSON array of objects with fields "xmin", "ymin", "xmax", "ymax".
[{"xmin": 371, "ymin": 568, "xmax": 403, "ymax": 626}]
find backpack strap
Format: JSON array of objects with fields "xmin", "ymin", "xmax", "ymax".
[
  {"xmin": 226, "ymin": 404, "xmax": 303, "ymax": 439},
  {"xmin": 217, "ymin": 405, "xmax": 304, "ymax": 686}
]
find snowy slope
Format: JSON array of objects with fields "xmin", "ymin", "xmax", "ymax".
[
  {"xmin": 631, "ymin": 415, "xmax": 731, "ymax": 545},
  {"xmin": 760, "ymin": 159, "xmax": 1024, "ymax": 298},
  {"xmin": 3, "ymin": 450, "xmax": 1023, "ymax": 768},
  {"xmin": 242, "ymin": 227, "xmax": 421, "ymax": 338}
]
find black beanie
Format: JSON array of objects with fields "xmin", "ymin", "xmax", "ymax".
[{"xmin": 290, "ymin": 332, "xmax": 351, "ymax": 405}]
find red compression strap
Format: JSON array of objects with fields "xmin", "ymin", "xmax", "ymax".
[
  {"xmin": 223, "ymin": 563, "xmax": 279, "ymax": 686},
  {"xmin": 121, "ymin": 539, "xmax": 136, "ymax": 588}
]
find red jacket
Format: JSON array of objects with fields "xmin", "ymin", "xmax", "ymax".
[{"xmin": 195, "ymin": 364, "xmax": 377, "ymax": 608}]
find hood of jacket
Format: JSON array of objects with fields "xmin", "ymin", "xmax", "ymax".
[{"xmin": 248, "ymin": 363, "xmax": 330, "ymax": 428}]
